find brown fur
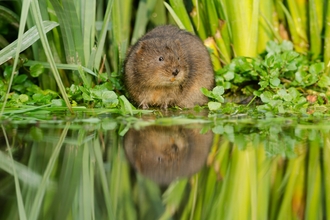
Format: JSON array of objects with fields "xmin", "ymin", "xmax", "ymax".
[
  {"xmin": 123, "ymin": 125, "xmax": 213, "ymax": 185},
  {"xmin": 124, "ymin": 25, "xmax": 215, "ymax": 109}
]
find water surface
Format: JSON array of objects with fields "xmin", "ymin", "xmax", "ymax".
[{"xmin": 0, "ymin": 112, "xmax": 329, "ymax": 220}]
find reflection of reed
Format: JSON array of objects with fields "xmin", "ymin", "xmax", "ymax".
[{"xmin": 124, "ymin": 125, "xmax": 213, "ymax": 186}]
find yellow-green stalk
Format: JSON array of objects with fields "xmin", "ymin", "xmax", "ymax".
[
  {"xmin": 324, "ymin": 2, "xmax": 330, "ymax": 75},
  {"xmin": 190, "ymin": 6, "xmax": 208, "ymax": 40},
  {"xmin": 284, "ymin": 0, "xmax": 309, "ymax": 53},
  {"xmin": 324, "ymin": 133, "xmax": 330, "ymax": 218},
  {"xmin": 258, "ymin": 0, "xmax": 275, "ymax": 53},
  {"xmin": 214, "ymin": 23, "xmax": 232, "ymax": 65},
  {"xmin": 203, "ymin": 0, "xmax": 219, "ymax": 36},
  {"xmin": 277, "ymin": 145, "xmax": 306, "ymax": 219},
  {"xmin": 204, "ymin": 37, "xmax": 222, "ymax": 71},
  {"xmin": 225, "ymin": 0, "xmax": 259, "ymax": 57},
  {"xmin": 168, "ymin": 0, "xmax": 195, "ymax": 33},
  {"xmin": 111, "ymin": 0, "xmax": 132, "ymax": 71},
  {"xmin": 309, "ymin": 0, "xmax": 323, "ymax": 60},
  {"xmin": 305, "ymin": 136, "xmax": 322, "ymax": 219}
]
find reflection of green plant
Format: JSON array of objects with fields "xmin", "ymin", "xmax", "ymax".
[{"xmin": 1, "ymin": 118, "xmax": 330, "ymax": 219}]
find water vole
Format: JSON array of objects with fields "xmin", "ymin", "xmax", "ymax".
[{"xmin": 124, "ymin": 25, "xmax": 214, "ymax": 109}]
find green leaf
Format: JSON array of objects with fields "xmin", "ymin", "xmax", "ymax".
[
  {"xmin": 51, "ymin": 99, "xmax": 66, "ymax": 107},
  {"xmin": 30, "ymin": 64, "xmax": 45, "ymax": 77},
  {"xmin": 309, "ymin": 62, "xmax": 324, "ymax": 75},
  {"xmin": 318, "ymin": 75, "xmax": 330, "ymax": 88},
  {"xmin": 212, "ymin": 125, "xmax": 224, "ymax": 134},
  {"xmin": 270, "ymin": 77, "xmax": 280, "ymax": 87},
  {"xmin": 0, "ymin": 21, "xmax": 59, "ymax": 65},
  {"xmin": 213, "ymin": 86, "xmax": 225, "ymax": 96},
  {"xmin": 102, "ymin": 91, "xmax": 117, "ymax": 102},
  {"xmin": 29, "ymin": 127, "xmax": 44, "ymax": 141},
  {"xmin": 208, "ymin": 102, "xmax": 221, "ymax": 111},
  {"xmin": 19, "ymin": 94, "xmax": 29, "ymax": 103},
  {"xmin": 224, "ymin": 71, "xmax": 235, "ymax": 81},
  {"xmin": 13, "ymin": 74, "xmax": 28, "ymax": 84},
  {"xmin": 260, "ymin": 91, "xmax": 273, "ymax": 103}
]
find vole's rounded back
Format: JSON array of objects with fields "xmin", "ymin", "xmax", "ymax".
[{"xmin": 124, "ymin": 25, "xmax": 214, "ymax": 109}]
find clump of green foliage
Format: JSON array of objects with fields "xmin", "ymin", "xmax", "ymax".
[{"xmin": 204, "ymin": 40, "xmax": 330, "ymax": 115}]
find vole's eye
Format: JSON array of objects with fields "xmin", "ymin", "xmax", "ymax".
[
  {"xmin": 177, "ymin": 57, "xmax": 180, "ymax": 60},
  {"xmin": 159, "ymin": 56, "xmax": 164, "ymax": 61}
]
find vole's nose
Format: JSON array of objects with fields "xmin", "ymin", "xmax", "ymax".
[{"xmin": 172, "ymin": 68, "xmax": 180, "ymax": 76}]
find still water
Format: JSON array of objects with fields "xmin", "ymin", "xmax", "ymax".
[{"xmin": 0, "ymin": 112, "xmax": 329, "ymax": 220}]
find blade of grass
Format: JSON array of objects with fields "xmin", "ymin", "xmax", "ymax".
[
  {"xmin": 190, "ymin": 6, "xmax": 207, "ymax": 40},
  {"xmin": 309, "ymin": 0, "xmax": 323, "ymax": 59},
  {"xmin": 277, "ymin": 146, "xmax": 306, "ymax": 219},
  {"xmin": 324, "ymin": 1, "xmax": 330, "ymax": 75},
  {"xmin": 82, "ymin": 0, "xmax": 96, "ymax": 66},
  {"xmin": 49, "ymin": 0, "xmax": 76, "ymax": 64},
  {"xmin": 203, "ymin": 0, "xmax": 219, "ymax": 36},
  {"xmin": 279, "ymin": 0, "xmax": 308, "ymax": 53},
  {"xmin": 28, "ymin": 122, "xmax": 69, "ymax": 220},
  {"xmin": 149, "ymin": 0, "xmax": 167, "ymax": 26},
  {"xmin": 24, "ymin": 61, "xmax": 97, "ymax": 77},
  {"xmin": 0, "ymin": 21, "xmax": 59, "ymax": 65},
  {"xmin": 111, "ymin": 0, "xmax": 132, "ymax": 71},
  {"xmin": 225, "ymin": 0, "xmax": 257, "ymax": 57},
  {"xmin": 94, "ymin": 0, "xmax": 114, "ymax": 71},
  {"xmin": 81, "ymin": 138, "xmax": 93, "ymax": 220},
  {"xmin": 323, "ymin": 133, "xmax": 330, "ymax": 218},
  {"xmin": 214, "ymin": 22, "xmax": 232, "ymax": 65},
  {"xmin": 1, "ymin": 126, "xmax": 27, "ymax": 220},
  {"xmin": 164, "ymin": 2, "xmax": 185, "ymax": 29},
  {"xmin": 168, "ymin": 0, "xmax": 195, "ymax": 33},
  {"xmin": 204, "ymin": 37, "xmax": 222, "ymax": 71},
  {"xmin": 248, "ymin": 0, "xmax": 260, "ymax": 57},
  {"xmin": 0, "ymin": 0, "xmax": 30, "ymax": 117},
  {"xmin": 258, "ymin": 0, "xmax": 275, "ymax": 53},
  {"xmin": 30, "ymin": 1, "xmax": 73, "ymax": 113},
  {"xmin": 93, "ymin": 135, "xmax": 114, "ymax": 218},
  {"xmin": 305, "ymin": 136, "xmax": 322, "ymax": 219},
  {"xmin": 131, "ymin": 0, "xmax": 158, "ymax": 44}
]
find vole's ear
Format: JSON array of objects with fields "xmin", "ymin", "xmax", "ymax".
[{"xmin": 135, "ymin": 41, "xmax": 146, "ymax": 55}]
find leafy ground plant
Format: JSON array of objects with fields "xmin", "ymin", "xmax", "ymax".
[{"xmin": 205, "ymin": 40, "xmax": 330, "ymax": 115}]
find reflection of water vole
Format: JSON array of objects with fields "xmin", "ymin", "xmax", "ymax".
[
  {"xmin": 123, "ymin": 125, "xmax": 213, "ymax": 186},
  {"xmin": 124, "ymin": 25, "xmax": 215, "ymax": 109}
]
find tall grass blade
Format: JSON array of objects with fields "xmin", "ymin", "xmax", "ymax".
[
  {"xmin": 203, "ymin": 0, "xmax": 219, "ymax": 36},
  {"xmin": 82, "ymin": 0, "xmax": 96, "ymax": 66},
  {"xmin": 0, "ymin": 0, "xmax": 31, "ymax": 117},
  {"xmin": 190, "ymin": 1, "xmax": 207, "ymax": 40},
  {"xmin": 94, "ymin": 136, "xmax": 114, "ymax": 218},
  {"xmin": 305, "ymin": 137, "xmax": 322, "ymax": 219},
  {"xmin": 168, "ymin": 0, "xmax": 195, "ymax": 33},
  {"xmin": 258, "ymin": 0, "xmax": 275, "ymax": 53},
  {"xmin": 1, "ymin": 126, "xmax": 27, "ymax": 220},
  {"xmin": 111, "ymin": 0, "xmax": 132, "ymax": 71},
  {"xmin": 49, "ymin": 0, "xmax": 76, "ymax": 64},
  {"xmin": 324, "ymin": 1, "xmax": 330, "ymax": 75},
  {"xmin": 280, "ymin": 0, "xmax": 308, "ymax": 53},
  {"xmin": 94, "ymin": 0, "xmax": 113, "ymax": 71},
  {"xmin": 324, "ymin": 133, "xmax": 330, "ymax": 218},
  {"xmin": 28, "ymin": 122, "xmax": 69, "ymax": 220},
  {"xmin": 131, "ymin": 0, "xmax": 158, "ymax": 44},
  {"xmin": 164, "ymin": 2, "xmax": 185, "ymax": 29},
  {"xmin": 0, "ymin": 22, "xmax": 59, "ymax": 66},
  {"xmin": 225, "ymin": 0, "xmax": 257, "ymax": 57},
  {"xmin": 309, "ymin": 0, "xmax": 323, "ymax": 59},
  {"xmin": 30, "ymin": 1, "xmax": 72, "ymax": 113}
]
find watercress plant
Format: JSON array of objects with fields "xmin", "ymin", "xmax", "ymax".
[{"xmin": 205, "ymin": 40, "xmax": 330, "ymax": 115}]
